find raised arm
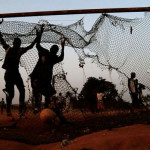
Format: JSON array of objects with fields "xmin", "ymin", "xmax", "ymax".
[
  {"xmin": 57, "ymin": 38, "xmax": 66, "ymax": 62},
  {"xmin": 21, "ymin": 34, "xmax": 37, "ymax": 55},
  {"xmin": 36, "ymin": 25, "xmax": 45, "ymax": 50},
  {"xmin": 24, "ymin": 37, "xmax": 37, "ymax": 50},
  {"xmin": 0, "ymin": 32, "xmax": 9, "ymax": 50}
]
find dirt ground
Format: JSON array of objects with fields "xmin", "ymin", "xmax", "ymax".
[
  {"xmin": 0, "ymin": 124, "xmax": 150, "ymax": 150},
  {"xmin": 1, "ymin": 107, "xmax": 150, "ymax": 150}
]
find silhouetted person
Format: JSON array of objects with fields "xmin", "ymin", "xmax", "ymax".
[
  {"xmin": 0, "ymin": 32, "xmax": 37, "ymax": 116},
  {"xmin": 30, "ymin": 25, "xmax": 66, "ymax": 112},
  {"xmin": 54, "ymin": 93, "xmax": 68, "ymax": 124},
  {"xmin": 96, "ymin": 91, "xmax": 104, "ymax": 112},
  {"xmin": 128, "ymin": 72, "xmax": 139, "ymax": 109},
  {"xmin": 57, "ymin": 93, "xmax": 64, "ymax": 113},
  {"xmin": 0, "ymin": 98, "xmax": 5, "ymax": 114},
  {"xmin": 137, "ymin": 82, "xmax": 146, "ymax": 109}
]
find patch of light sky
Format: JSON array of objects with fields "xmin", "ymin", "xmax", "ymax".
[
  {"xmin": 0, "ymin": 0, "xmax": 150, "ymax": 29},
  {"xmin": 0, "ymin": 0, "xmax": 150, "ymax": 103}
]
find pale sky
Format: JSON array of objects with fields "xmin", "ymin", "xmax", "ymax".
[
  {"xmin": 0, "ymin": 0, "xmax": 149, "ymax": 13},
  {"xmin": 0, "ymin": 0, "xmax": 149, "ymax": 28},
  {"xmin": 0, "ymin": 0, "xmax": 150, "ymax": 103}
]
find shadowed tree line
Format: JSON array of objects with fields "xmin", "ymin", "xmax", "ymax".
[{"xmin": 72, "ymin": 77, "xmax": 131, "ymax": 112}]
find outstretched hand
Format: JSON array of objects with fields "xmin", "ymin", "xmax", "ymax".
[
  {"xmin": 40, "ymin": 24, "xmax": 45, "ymax": 33},
  {"xmin": 36, "ymin": 24, "xmax": 45, "ymax": 36},
  {"xmin": 61, "ymin": 38, "xmax": 66, "ymax": 47}
]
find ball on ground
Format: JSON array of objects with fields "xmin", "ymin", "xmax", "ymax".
[{"xmin": 40, "ymin": 109, "xmax": 56, "ymax": 123}]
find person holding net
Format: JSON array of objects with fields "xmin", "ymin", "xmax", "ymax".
[
  {"xmin": 0, "ymin": 32, "xmax": 37, "ymax": 117},
  {"xmin": 30, "ymin": 25, "xmax": 66, "ymax": 113}
]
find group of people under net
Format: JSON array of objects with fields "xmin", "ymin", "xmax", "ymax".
[
  {"xmin": 128, "ymin": 72, "xmax": 146, "ymax": 109},
  {"xmin": 0, "ymin": 23, "xmax": 147, "ymax": 120},
  {"xmin": 0, "ymin": 24, "xmax": 67, "ymax": 118}
]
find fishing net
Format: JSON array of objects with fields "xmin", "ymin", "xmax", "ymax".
[
  {"xmin": 0, "ymin": 13, "xmax": 150, "ymax": 145},
  {"xmin": 0, "ymin": 13, "xmax": 150, "ymax": 96}
]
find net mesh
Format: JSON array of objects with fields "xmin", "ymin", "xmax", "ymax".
[
  {"xmin": 0, "ymin": 13, "xmax": 150, "ymax": 94},
  {"xmin": 0, "ymin": 13, "xmax": 150, "ymax": 145}
]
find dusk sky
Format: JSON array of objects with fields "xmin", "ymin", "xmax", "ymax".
[{"xmin": 0, "ymin": 0, "xmax": 150, "ymax": 103}]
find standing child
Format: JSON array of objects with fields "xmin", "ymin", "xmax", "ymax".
[{"xmin": 97, "ymin": 92, "xmax": 104, "ymax": 112}]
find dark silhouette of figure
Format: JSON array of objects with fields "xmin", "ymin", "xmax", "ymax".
[
  {"xmin": 54, "ymin": 93, "xmax": 68, "ymax": 124},
  {"xmin": 56, "ymin": 93, "xmax": 64, "ymax": 113},
  {"xmin": 0, "ymin": 32, "xmax": 37, "ymax": 116},
  {"xmin": 30, "ymin": 25, "xmax": 66, "ymax": 112},
  {"xmin": 0, "ymin": 98, "xmax": 5, "ymax": 114},
  {"xmin": 136, "ymin": 81, "xmax": 146, "ymax": 109},
  {"xmin": 128, "ymin": 72, "xmax": 139, "ymax": 109}
]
